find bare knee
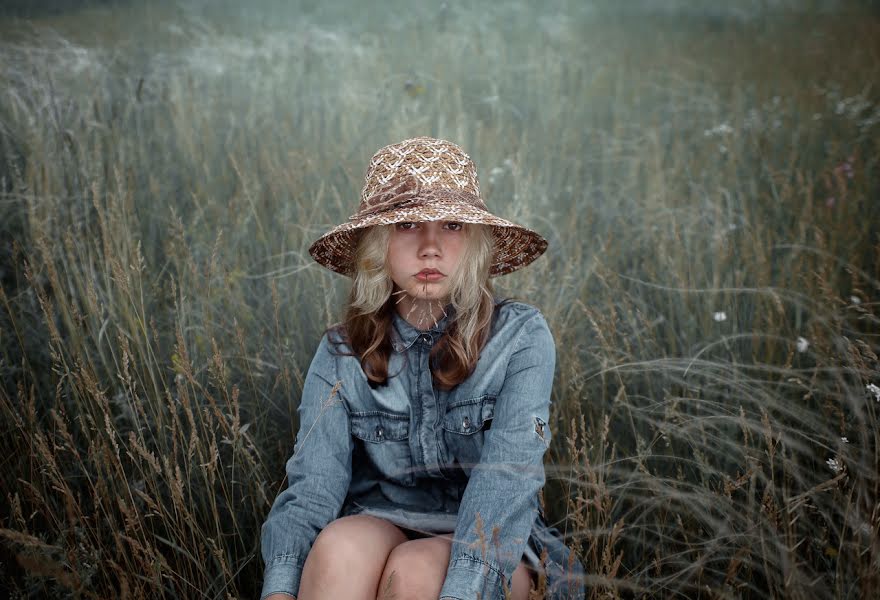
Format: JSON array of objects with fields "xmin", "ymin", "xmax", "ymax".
[
  {"xmin": 378, "ymin": 536, "xmax": 452, "ymax": 600},
  {"xmin": 306, "ymin": 514, "xmax": 408, "ymax": 577},
  {"xmin": 377, "ymin": 542, "xmax": 534, "ymax": 600}
]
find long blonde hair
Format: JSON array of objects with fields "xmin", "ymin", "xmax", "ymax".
[{"xmin": 326, "ymin": 222, "xmax": 504, "ymax": 390}]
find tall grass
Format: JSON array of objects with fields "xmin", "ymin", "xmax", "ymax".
[{"xmin": 1, "ymin": 1, "xmax": 878, "ymax": 598}]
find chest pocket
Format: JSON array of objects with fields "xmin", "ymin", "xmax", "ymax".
[
  {"xmin": 441, "ymin": 395, "xmax": 496, "ymax": 474},
  {"xmin": 350, "ymin": 411, "xmax": 414, "ymax": 486}
]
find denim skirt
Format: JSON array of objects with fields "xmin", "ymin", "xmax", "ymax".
[{"xmin": 340, "ymin": 502, "xmax": 586, "ymax": 599}]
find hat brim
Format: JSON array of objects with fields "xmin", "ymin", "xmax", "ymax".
[{"xmin": 308, "ymin": 198, "xmax": 548, "ymax": 278}]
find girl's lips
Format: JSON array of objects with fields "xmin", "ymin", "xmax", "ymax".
[{"xmin": 416, "ymin": 272, "xmax": 444, "ymax": 282}]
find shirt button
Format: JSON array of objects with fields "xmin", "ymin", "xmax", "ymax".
[
  {"xmin": 375, "ymin": 426, "xmax": 384, "ymax": 440},
  {"xmin": 420, "ymin": 334, "xmax": 431, "ymax": 344},
  {"xmin": 462, "ymin": 416, "xmax": 471, "ymax": 430}
]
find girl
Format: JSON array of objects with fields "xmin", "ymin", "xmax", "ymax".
[{"xmin": 260, "ymin": 136, "xmax": 585, "ymax": 600}]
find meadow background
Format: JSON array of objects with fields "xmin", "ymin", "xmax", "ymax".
[{"xmin": 1, "ymin": 0, "xmax": 879, "ymax": 598}]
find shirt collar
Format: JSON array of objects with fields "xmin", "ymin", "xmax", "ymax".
[{"xmin": 391, "ymin": 303, "xmax": 456, "ymax": 352}]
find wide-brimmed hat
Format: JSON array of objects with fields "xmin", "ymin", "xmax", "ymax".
[{"xmin": 308, "ymin": 136, "xmax": 548, "ymax": 277}]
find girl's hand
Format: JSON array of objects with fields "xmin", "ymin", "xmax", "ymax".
[{"xmin": 264, "ymin": 595, "xmax": 296, "ymax": 600}]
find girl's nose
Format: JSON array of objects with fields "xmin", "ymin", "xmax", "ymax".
[{"xmin": 418, "ymin": 223, "xmax": 442, "ymax": 257}]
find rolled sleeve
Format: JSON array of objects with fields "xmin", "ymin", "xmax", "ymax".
[
  {"xmin": 260, "ymin": 334, "xmax": 353, "ymax": 600},
  {"xmin": 260, "ymin": 555, "xmax": 304, "ymax": 600},
  {"xmin": 439, "ymin": 312, "xmax": 555, "ymax": 600},
  {"xmin": 440, "ymin": 553, "xmax": 507, "ymax": 600}
]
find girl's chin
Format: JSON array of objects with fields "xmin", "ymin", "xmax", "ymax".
[{"xmin": 402, "ymin": 287, "xmax": 447, "ymax": 300}]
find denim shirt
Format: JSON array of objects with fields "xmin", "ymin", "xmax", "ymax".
[{"xmin": 260, "ymin": 298, "xmax": 556, "ymax": 600}]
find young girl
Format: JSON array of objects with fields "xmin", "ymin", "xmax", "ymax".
[{"xmin": 260, "ymin": 137, "xmax": 586, "ymax": 600}]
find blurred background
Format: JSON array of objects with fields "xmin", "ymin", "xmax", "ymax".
[{"xmin": 0, "ymin": 0, "xmax": 878, "ymax": 598}]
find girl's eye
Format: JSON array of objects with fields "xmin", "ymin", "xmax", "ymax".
[
  {"xmin": 445, "ymin": 222, "xmax": 463, "ymax": 231},
  {"xmin": 396, "ymin": 222, "xmax": 416, "ymax": 230}
]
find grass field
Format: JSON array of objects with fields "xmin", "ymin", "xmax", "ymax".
[{"xmin": 1, "ymin": 0, "xmax": 878, "ymax": 598}]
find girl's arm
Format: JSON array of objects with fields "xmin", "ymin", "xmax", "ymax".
[
  {"xmin": 439, "ymin": 311, "xmax": 556, "ymax": 600},
  {"xmin": 259, "ymin": 334, "xmax": 353, "ymax": 600}
]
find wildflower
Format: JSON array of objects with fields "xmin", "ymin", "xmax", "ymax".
[
  {"xmin": 826, "ymin": 457, "xmax": 842, "ymax": 473},
  {"xmin": 840, "ymin": 437, "xmax": 849, "ymax": 443},
  {"xmin": 826, "ymin": 197, "xmax": 836, "ymax": 208},
  {"xmin": 488, "ymin": 167, "xmax": 505, "ymax": 185},
  {"xmin": 796, "ymin": 337, "xmax": 809, "ymax": 353},
  {"xmin": 834, "ymin": 159, "xmax": 854, "ymax": 180},
  {"xmin": 867, "ymin": 383, "xmax": 880, "ymax": 402},
  {"xmin": 850, "ymin": 295, "xmax": 861, "ymax": 305},
  {"xmin": 703, "ymin": 123, "xmax": 733, "ymax": 137},
  {"xmin": 712, "ymin": 311, "xmax": 727, "ymax": 322}
]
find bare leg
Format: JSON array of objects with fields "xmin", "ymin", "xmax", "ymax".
[
  {"xmin": 297, "ymin": 514, "xmax": 408, "ymax": 600},
  {"xmin": 377, "ymin": 533, "xmax": 536, "ymax": 600}
]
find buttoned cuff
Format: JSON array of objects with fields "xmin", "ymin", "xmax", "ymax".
[
  {"xmin": 439, "ymin": 554, "xmax": 507, "ymax": 600},
  {"xmin": 260, "ymin": 554, "xmax": 305, "ymax": 600}
]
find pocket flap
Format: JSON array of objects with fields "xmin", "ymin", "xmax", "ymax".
[
  {"xmin": 442, "ymin": 396, "xmax": 495, "ymax": 435},
  {"xmin": 350, "ymin": 411, "xmax": 410, "ymax": 442}
]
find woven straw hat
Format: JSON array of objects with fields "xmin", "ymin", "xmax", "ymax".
[{"xmin": 308, "ymin": 136, "xmax": 548, "ymax": 277}]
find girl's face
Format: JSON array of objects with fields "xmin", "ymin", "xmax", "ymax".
[{"xmin": 387, "ymin": 220, "xmax": 467, "ymax": 304}]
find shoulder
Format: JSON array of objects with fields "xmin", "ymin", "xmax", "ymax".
[
  {"xmin": 308, "ymin": 325, "xmax": 352, "ymax": 379},
  {"xmin": 324, "ymin": 324, "xmax": 351, "ymax": 352},
  {"xmin": 492, "ymin": 299, "xmax": 554, "ymax": 348},
  {"xmin": 494, "ymin": 298, "xmax": 548, "ymax": 327}
]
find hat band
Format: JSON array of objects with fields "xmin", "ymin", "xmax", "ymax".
[
  {"xmin": 352, "ymin": 174, "xmax": 422, "ymax": 220},
  {"xmin": 349, "ymin": 174, "xmax": 488, "ymax": 222}
]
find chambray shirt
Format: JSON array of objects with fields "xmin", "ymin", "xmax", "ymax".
[{"xmin": 260, "ymin": 298, "xmax": 561, "ymax": 600}]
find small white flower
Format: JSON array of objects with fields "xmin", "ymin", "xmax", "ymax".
[
  {"xmin": 867, "ymin": 383, "xmax": 880, "ymax": 402},
  {"xmin": 826, "ymin": 457, "xmax": 842, "ymax": 473},
  {"xmin": 703, "ymin": 123, "xmax": 734, "ymax": 137},
  {"xmin": 850, "ymin": 295, "xmax": 861, "ymax": 305},
  {"xmin": 489, "ymin": 167, "xmax": 505, "ymax": 177},
  {"xmin": 840, "ymin": 437, "xmax": 849, "ymax": 443},
  {"xmin": 713, "ymin": 311, "xmax": 727, "ymax": 322},
  {"xmin": 719, "ymin": 144, "xmax": 728, "ymax": 155},
  {"xmin": 796, "ymin": 337, "xmax": 809, "ymax": 353}
]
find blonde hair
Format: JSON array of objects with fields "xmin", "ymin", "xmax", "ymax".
[{"xmin": 327, "ymin": 222, "xmax": 499, "ymax": 390}]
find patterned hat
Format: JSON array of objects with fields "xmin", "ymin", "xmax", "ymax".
[{"xmin": 308, "ymin": 136, "xmax": 548, "ymax": 277}]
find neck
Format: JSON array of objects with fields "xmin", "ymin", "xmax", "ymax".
[{"xmin": 394, "ymin": 292, "xmax": 449, "ymax": 331}]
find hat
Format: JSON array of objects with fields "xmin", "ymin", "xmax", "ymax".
[{"xmin": 307, "ymin": 136, "xmax": 548, "ymax": 277}]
